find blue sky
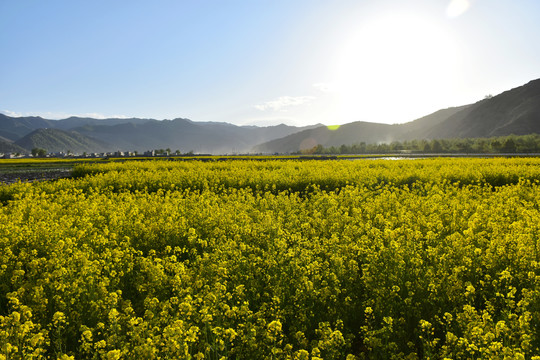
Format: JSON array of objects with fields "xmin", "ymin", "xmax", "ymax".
[{"xmin": 1, "ymin": 0, "xmax": 539, "ymax": 126}]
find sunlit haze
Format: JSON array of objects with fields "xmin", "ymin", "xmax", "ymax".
[{"xmin": 1, "ymin": 0, "xmax": 539, "ymax": 126}]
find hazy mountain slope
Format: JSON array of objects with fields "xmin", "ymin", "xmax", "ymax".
[
  {"xmin": 73, "ymin": 119, "xmax": 244, "ymax": 153},
  {"xmin": 243, "ymin": 123, "xmax": 323, "ymax": 147},
  {"xmin": 0, "ymin": 114, "xmax": 319, "ymax": 153},
  {"xmin": 254, "ymin": 122, "xmax": 402, "ymax": 153},
  {"xmin": 399, "ymin": 105, "xmax": 471, "ymax": 140},
  {"xmin": 72, "ymin": 121, "xmax": 171, "ymax": 151},
  {"xmin": 14, "ymin": 128, "xmax": 110, "ymax": 153},
  {"xmin": 254, "ymin": 106, "xmax": 472, "ymax": 153},
  {"xmin": 73, "ymin": 119, "xmax": 319, "ymax": 153},
  {"xmin": 0, "ymin": 114, "xmax": 55, "ymax": 141},
  {"xmin": 423, "ymin": 79, "xmax": 540, "ymax": 139},
  {"xmin": 0, "ymin": 138, "xmax": 28, "ymax": 154}
]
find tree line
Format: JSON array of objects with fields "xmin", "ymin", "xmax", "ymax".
[{"xmin": 302, "ymin": 134, "xmax": 540, "ymax": 155}]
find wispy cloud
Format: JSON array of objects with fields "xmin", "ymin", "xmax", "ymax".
[
  {"xmin": 2, "ymin": 110, "xmax": 25, "ymax": 117},
  {"xmin": 71, "ymin": 112, "xmax": 130, "ymax": 120},
  {"xmin": 254, "ymin": 96, "xmax": 314, "ymax": 112},
  {"xmin": 312, "ymin": 82, "xmax": 336, "ymax": 93},
  {"xmin": 2, "ymin": 110, "xmax": 129, "ymax": 119}
]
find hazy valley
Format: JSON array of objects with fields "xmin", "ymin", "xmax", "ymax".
[{"xmin": 1, "ymin": 78, "xmax": 539, "ymax": 155}]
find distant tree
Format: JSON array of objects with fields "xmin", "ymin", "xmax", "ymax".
[
  {"xmin": 454, "ymin": 140, "xmax": 472, "ymax": 153},
  {"xmin": 490, "ymin": 140, "xmax": 502, "ymax": 152},
  {"xmin": 472, "ymin": 139, "xmax": 488, "ymax": 153},
  {"xmin": 377, "ymin": 143, "xmax": 390, "ymax": 153},
  {"xmin": 288, "ymin": 134, "xmax": 540, "ymax": 157},
  {"xmin": 390, "ymin": 141, "xmax": 403, "ymax": 152},
  {"xmin": 502, "ymin": 138, "xmax": 517, "ymax": 153},
  {"xmin": 431, "ymin": 140, "xmax": 443, "ymax": 153},
  {"xmin": 31, "ymin": 148, "xmax": 47, "ymax": 157},
  {"xmin": 519, "ymin": 135, "xmax": 539, "ymax": 153},
  {"xmin": 418, "ymin": 140, "xmax": 429, "ymax": 153},
  {"xmin": 351, "ymin": 142, "xmax": 366, "ymax": 154}
]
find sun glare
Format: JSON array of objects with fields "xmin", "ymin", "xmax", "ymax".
[
  {"xmin": 332, "ymin": 13, "xmax": 460, "ymax": 124},
  {"xmin": 446, "ymin": 0, "xmax": 470, "ymax": 18}
]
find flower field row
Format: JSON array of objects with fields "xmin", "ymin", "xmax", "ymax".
[{"xmin": 2, "ymin": 158, "xmax": 540, "ymax": 359}]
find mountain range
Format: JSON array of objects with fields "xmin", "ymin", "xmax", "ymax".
[
  {"xmin": 1, "ymin": 78, "xmax": 539, "ymax": 154},
  {"xmin": 0, "ymin": 115, "xmax": 321, "ymax": 154}
]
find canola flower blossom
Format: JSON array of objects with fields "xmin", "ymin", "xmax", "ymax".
[{"xmin": 1, "ymin": 158, "xmax": 540, "ymax": 358}]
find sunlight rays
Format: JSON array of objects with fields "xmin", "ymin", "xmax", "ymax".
[
  {"xmin": 332, "ymin": 12, "xmax": 460, "ymax": 124},
  {"xmin": 446, "ymin": 0, "xmax": 471, "ymax": 18}
]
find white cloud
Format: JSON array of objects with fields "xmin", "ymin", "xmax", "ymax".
[
  {"xmin": 254, "ymin": 96, "xmax": 315, "ymax": 112},
  {"xmin": 76, "ymin": 112, "xmax": 129, "ymax": 119},
  {"xmin": 1, "ymin": 110, "xmax": 129, "ymax": 119},
  {"xmin": 312, "ymin": 82, "xmax": 337, "ymax": 93},
  {"xmin": 2, "ymin": 110, "xmax": 25, "ymax": 117}
]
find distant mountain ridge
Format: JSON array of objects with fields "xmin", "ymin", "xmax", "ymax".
[
  {"xmin": 0, "ymin": 113, "xmax": 321, "ymax": 154},
  {"xmin": 2, "ymin": 78, "xmax": 539, "ymax": 154}
]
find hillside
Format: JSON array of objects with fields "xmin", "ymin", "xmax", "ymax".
[
  {"xmin": 254, "ymin": 121, "xmax": 402, "ymax": 153},
  {"xmin": 71, "ymin": 119, "xmax": 320, "ymax": 153},
  {"xmin": 398, "ymin": 105, "xmax": 471, "ymax": 139},
  {"xmin": 0, "ymin": 138, "xmax": 28, "ymax": 154},
  {"xmin": 14, "ymin": 128, "xmax": 109, "ymax": 154},
  {"xmin": 0, "ymin": 114, "xmax": 55, "ymax": 141},
  {"xmin": 252, "ymin": 109, "xmax": 472, "ymax": 154},
  {"xmin": 422, "ymin": 79, "xmax": 540, "ymax": 139}
]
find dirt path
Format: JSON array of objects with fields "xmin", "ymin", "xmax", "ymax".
[{"xmin": 0, "ymin": 168, "xmax": 72, "ymax": 184}]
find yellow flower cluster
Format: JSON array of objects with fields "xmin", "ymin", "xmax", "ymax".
[{"xmin": 1, "ymin": 158, "xmax": 540, "ymax": 358}]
